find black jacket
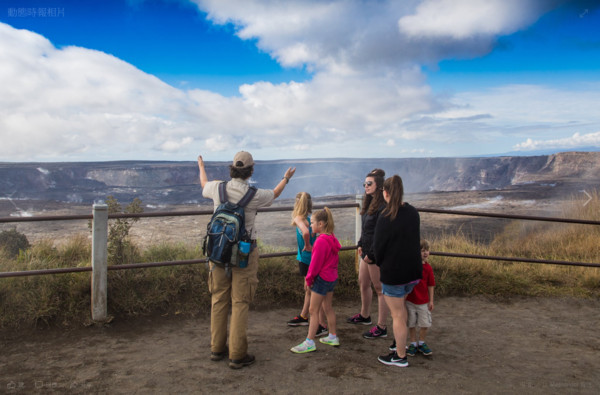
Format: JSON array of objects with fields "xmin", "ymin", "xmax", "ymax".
[
  {"xmin": 373, "ymin": 203, "xmax": 422, "ymax": 285},
  {"xmin": 357, "ymin": 203, "xmax": 385, "ymax": 261}
]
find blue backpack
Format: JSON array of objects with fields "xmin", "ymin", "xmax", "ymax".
[{"xmin": 203, "ymin": 182, "xmax": 257, "ymax": 271}]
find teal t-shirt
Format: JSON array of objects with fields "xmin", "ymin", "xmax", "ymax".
[{"xmin": 296, "ymin": 215, "xmax": 317, "ymax": 265}]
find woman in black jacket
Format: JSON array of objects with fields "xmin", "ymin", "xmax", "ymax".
[
  {"xmin": 347, "ymin": 169, "xmax": 390, "ymax": 340},
  {"xmin": 373, "ymin": 175, "xmax": 422, "ymax": 368}
]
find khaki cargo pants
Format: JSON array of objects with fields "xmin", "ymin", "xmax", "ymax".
[{"xmin": 208, "ymin": 247, "xmax": 259, "ymax": 360}]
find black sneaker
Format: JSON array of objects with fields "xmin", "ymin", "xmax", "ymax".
[
  {"xmin": 229, "ymin": 354, "xmax": 256, "ymax": 369},
  {"xmin": 362, "ymin": 325, "xmax": 387, "ymax": 339},
  {"xmin": 287, "ymin": 315, "xmax": 309, "ymax": 326},
  {"xmin": 315, "ymin": 325, "xmax": 329, "ymax": 337},
  {"xmin": 389, "ymin": 340, "xmax": 397, "ymax": 351},
  {"xmin": 347, "ymin": 313, "xmax": 372, "ymax": 325},
  {"xmin": 378, "ymin": 351, "xmax": 408, "ymax": 367}
]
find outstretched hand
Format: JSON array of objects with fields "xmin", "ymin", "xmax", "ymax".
[
  {"xmin": 274, "ymin": 167, "xmax": 296, "ymax": 198},
  {"xmin": 284, "ymin": 167, "xmax": 296, "ymax": 180},
  {"xmin": 198, "ymin": 155, "xmax": 208, "ymax": 187}
]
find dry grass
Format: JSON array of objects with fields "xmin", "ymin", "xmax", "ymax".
[
  {"xmin": 1, "ymin": 191, "xmax": 598, "ymax": 329},
  {"xmin": 431, "ymin": 190, "xmax": 600, "ymax": 298}
]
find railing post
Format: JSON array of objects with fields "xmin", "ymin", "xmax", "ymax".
[
  {"xmin": 91, "ymin": 204, "xmax": 108, "ymax": 322},
  {"xmin": 355, "ymin": 194, "xmax": 363, "ymax": 272}
]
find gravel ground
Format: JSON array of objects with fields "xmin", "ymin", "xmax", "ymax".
[{"xmin": 2, "ymin": 296, "xmax": 599, "ymax": 394}]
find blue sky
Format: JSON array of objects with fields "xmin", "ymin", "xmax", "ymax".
[{"xmin": 1, "ymin": 0, "xmax": 599, "ymax": 162}]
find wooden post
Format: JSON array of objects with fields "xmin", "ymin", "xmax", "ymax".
[
  {"xmin": 91, "ymin": 204, "xmax": 108, "ymax": 322},
  {"xmin": 355, "ymin": 194, "xmax": 363, "ymax": 273}
]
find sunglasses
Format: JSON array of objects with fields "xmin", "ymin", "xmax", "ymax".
[{"xmin": 363, "ymin": 181, "xmax": 374, "ymax": 187}]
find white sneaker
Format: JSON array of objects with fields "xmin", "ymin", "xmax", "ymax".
[
  {"xmin": 319, "ymin": 335, "xmax": 340, "ymax": 347},
  {"xmin": 291, "ymin": 340, "xmax": 316, "ymax": 354}
]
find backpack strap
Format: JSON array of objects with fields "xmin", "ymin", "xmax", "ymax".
[
  {"xmin": 218, "ymin": 182, "xmax": 256, "ymax": 207},
  {"xmin": 218, "ymin": 181, "xmax": 228, "ymax": 204},
  {"xmin": 237, "ymin": 186, "xmax": 257, "ymax": 208}
]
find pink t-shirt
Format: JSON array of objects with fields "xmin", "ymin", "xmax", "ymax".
[{"xmin": 305, "ymin": 233, "xmax": 341, "ymax": 287}]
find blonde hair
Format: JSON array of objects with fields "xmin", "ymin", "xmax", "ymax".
[
  {"xmin": 421, "ymin": 239, "xmax": 430, "ymax": 251},
  {"xmin": 291, "ymin": 192, "xmax": 312, "ymax": 225},
  {"xmin": 312, "ymin": 207, "xmax": 335, "ymax": 234}
]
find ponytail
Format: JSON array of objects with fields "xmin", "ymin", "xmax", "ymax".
[
  {"xmin": 313, "ymin": 206, "xmax": 335, "ymax": 234},
  {"xmin": 382, "ymin": 175, "xmax": 404, "ymax": 220},
  {"xmin": 291, "ymin": 192, "xmax": 312, "ymax": 225}
]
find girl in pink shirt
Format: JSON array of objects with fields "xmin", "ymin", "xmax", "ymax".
[{"xmin": 291, "ymin": 207, "xmax": 342, "ymax": 353}]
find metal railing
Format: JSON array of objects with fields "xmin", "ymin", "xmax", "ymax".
[
  {"xmin": 1, "ymin": 198, "xmax": 599, "ymax": 320},
  {"xmin": 2, "ymin": 202, "xmax": 599, "ymax": 275}
]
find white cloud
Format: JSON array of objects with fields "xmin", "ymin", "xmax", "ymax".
[
  {"xmin": 205, "ymin": 135, "xmax": 235, "ymax": 152},
  {"xmin": 292, "ymin": 144, "xmax": 310, "ymax": 151},
  {"xmin": 0, "ymin": 23, "xmax": 192, "ymax": 161},
  {"xmin": 0, "ymin": 21, "xmax": 440, "ymax": 161},
  {"xmin": 194, "ymin": 0, "xmax": 429, "ymax": 69},
  {"xmin": 514, "ymin": 131, "xmax": 600, "ymax": 151},
  {"xmin": 394, "ymin": 84, "xmax": 600, "ymax": 153},
  {"xmin": 0, "ymin": 1, "xmax": 594, "ymax": 162},
  {"xmin": 398, "ymin": 0, "xmax": 548, "ymax": 39},
  {"xmin": 447, "ymin": 84, "xmax": 600, "ymax": 128},
  {"xmin": 195, "ymin": 0, "xmax": 559, "ymax": 69},
  {"xmin": 158, "ymin": 137, "xmax": 194, "ymax": 152}
]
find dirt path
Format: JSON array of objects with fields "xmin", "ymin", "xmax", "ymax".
[{"xmin": 1, "ymin": 296, "xmax": 599, "ymax": 394}]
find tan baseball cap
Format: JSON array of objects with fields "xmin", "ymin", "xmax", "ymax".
[{"xmin": 232, "ymin": 151, "xmax": 254, "ymax": 168}]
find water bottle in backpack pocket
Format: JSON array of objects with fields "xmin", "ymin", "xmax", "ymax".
[{"xmin": 237, "ymin": 240, "xmax": 251, "ymax": 268}]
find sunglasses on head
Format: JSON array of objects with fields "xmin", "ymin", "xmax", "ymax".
[{"xmin": 363, "ymin": 181, "xmax": 374, "ymax": 187}]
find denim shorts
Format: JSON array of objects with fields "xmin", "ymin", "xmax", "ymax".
[
  {"xmin": 382, "ymin": 282, "xmax": 417, "ymax": 298},
  {"xmin": 310, "ymin": 275, "xmax": 337, "ymax": 296}
]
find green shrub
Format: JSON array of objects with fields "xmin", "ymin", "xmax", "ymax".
[
  {"xmin": 105, "ymin": 196, "xmax": 143, "ymax": 265},
  {"xmin": 0, "ymin": 228, "xmax": 30, "ymax": 257}
]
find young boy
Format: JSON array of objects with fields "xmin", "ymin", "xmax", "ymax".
[{"xmin": 405, "ymin": 239, "xmax": 435, "ymax": 356}]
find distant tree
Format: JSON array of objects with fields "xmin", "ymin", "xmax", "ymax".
[
  {"xmin": 105, "ymin": 196, "xmax": 143, "ymax": 265},
  {"xmin": 0, "ymin": 228, "xmax": 31, "ymax": 257}
]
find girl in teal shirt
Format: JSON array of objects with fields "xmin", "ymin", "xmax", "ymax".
[{"xmin": 286, "ymin": 192, "xmax": 326, "ymax": 336}]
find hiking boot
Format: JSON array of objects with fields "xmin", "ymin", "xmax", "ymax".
[
  {"xmin": 319, "ymin": 335, "xmax": 340, "ymax": 347},
  {"xmin": 287, "ymin": 315, "xmax": 309, "ymax": 326},
  {"xmin": 406, "ymin": 344, "xmax": 417, "ymax": 357},
  {"xmin": 315, "ymin": 325, "xmax": 329, "ymax": 337},
  {"xmin": 378, "ymin": 351, "xmax": 408, "ymax": 368},
  {"xmin": 291, "ymin": 340, "xmax": 316, "ymax": 354},
  {"xmin": 418, "ymin": 342, "xmax": 433, "ymax": 356},
  {"xmin": 389, "ymin": 340, "xmax": 397, "ymax": 351},
  {"xmin": 228, "ymin": 354, "xmax": 255, "ymax": 369},
  {"xmin": 347, "ymin": 313, "xmax": 372, "ymax": 325},
  {"xmin": 363, "ymin": 325, "xmax": 387, "ymax": 339},
  {"xmin": 210, "ymin": 350, "xmax": 227, "ymax": 361}
]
